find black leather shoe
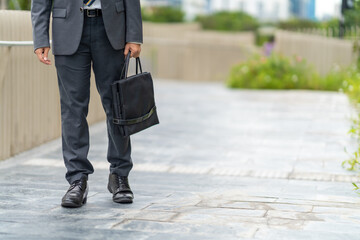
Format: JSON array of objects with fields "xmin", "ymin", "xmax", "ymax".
[
  {"xmin": 108, "ymin": 173, "xmax": 134, "ymax": 204},
  {"xmin": 61, "ymin": 175, "xmax": 88, "ymax": 208}
]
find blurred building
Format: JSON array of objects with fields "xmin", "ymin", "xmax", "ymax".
[
  {"xmin": 141, "ymin": 0, "xmax": 318, "ymax": 21},
  {"xmin": 182, "ymin": 0, "xmax": 208, "ymax": 20},
  {"xmin": 289, "ymin": 0, "xmax": 316, "ymax": 20},
  {"xmin": 140, "ymin": 0, "xmax": 182, "ymax": 7},
  {"xmin": 209, "ymin": 0, "xmax": 290, "ymax": 21},
  {"xmin": 141, "ymin": 0, "xmax": 208, "ymax": 20},
  {"xmin": 332, "ymin": 2, "xmax": 342, "ymax": 19}
]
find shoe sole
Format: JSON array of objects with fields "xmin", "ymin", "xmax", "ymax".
[
  {"xmin": 113, "ymin": 197, "xmax": 133, "ymax": 204},
  {"xmin": 61, "ymin": 196, "xmax": 87, "ymax": 208}
]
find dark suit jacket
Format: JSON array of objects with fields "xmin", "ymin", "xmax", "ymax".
[{"xmin": 31, "ymin": 0, "xmax": 143, "ymax": 55}]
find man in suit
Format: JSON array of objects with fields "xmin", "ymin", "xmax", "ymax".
[{"xmin": 31, "ymin": 0, "xmax": 143, "ymax": 208}]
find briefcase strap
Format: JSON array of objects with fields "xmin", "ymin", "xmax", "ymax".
[
  {"xmin": 120, "ymin": 50, "xmax": 143, "ymax": 79},
  {"xmin": 136, "ymin": 58, "xmax": 142, "ymax": 74},
  {"xmin": 113, "ymin": 106, "xmax": 157, "ymax": 125}
]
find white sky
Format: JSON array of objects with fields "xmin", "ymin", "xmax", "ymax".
[{"xmin": 316, "ymin": 0, "xmax": 341, "ymax": 19}]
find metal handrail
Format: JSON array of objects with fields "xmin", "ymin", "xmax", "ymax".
[
  {"xmin": 0, "ymin": 40, "xmax": 52, "ymax": 46},
  {"xmin": 0, "ymin": 41, "xmax": 33, "ymax": 46}
]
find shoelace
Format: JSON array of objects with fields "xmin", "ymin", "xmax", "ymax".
[
  {"xmin": 68, "ymin": 180, "xmax": 83, "ymax": 191},
  {"xmin": 116, "ymin": 176, "xmax": 131, "ymax": 192}
]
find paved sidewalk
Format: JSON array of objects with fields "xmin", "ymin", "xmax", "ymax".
[{"xmin": 1, "ymin": 81, "xmax": 360, "ymax": 239}]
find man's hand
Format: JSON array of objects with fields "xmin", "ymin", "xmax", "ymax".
[
  {"xmin": 35, "ymin": 47, "xmax": 51, "ymax": 65},
  {"xmin": 124, "ymin": 43, "xmax": 141, "ymax": 58}
]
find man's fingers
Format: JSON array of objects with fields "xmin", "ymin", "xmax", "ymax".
[
  {"xmin": 35, "ymin": 50, "xmax": 45, "ymax": 63},
  {"xmin": 124, "ymin": 43, "xmax": 141, "ymax": 58},
  {"xmin": 128, "ymin": 48, "xmax": 140, "ymax": 58},
  {"xmin": 39, "ymin": 56, "xmax": 47, "ymax": 64},
  {"xmin": 124, "ymin": 46, "xmax": 130, "ymax": 58},
  {"xmin": 35, "ymin": 48, "xmax": 51, "ymax": 65},
  {"xmin": 43, "ymin": 47, "xmax": 51, "ymax": 64},
  {"xmin": 133, "ymin": 49, "xmax": 140, "ymax": 58},
  {"xmin": 43, "ymin": 48, "xmax": 50, "ymax": 61},
  {"xmin": 35, "ymin": 49, "xmax": 42, "ymax": 58}
]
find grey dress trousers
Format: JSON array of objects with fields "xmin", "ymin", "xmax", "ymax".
[
  {"xmin": 31, "ymin": 0, "xmax": 143, "ymax": 184},
  {"xmin": 54, "ymin": 14, "xmax": 132, "ymax": 184}
]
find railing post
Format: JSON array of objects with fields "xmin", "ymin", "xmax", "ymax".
[
  {"xmin": 0, "ymin": 0, "xmax": 7, "ymax": 10},
  {"xmin": 0, "ymin": 46, "xmax": 11, "ymax": 160},
  {"xmin": 0, "ymin": 46, "xmax": 11, "ymax": 89}
]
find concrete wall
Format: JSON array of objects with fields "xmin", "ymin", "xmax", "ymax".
[
  {"xmin": 275, "ymin": 30, "xmax": 358, "ymax": 76},
  {"xmin": 141, "ymin": 22, "xmax": 257, "ymax": 81},
  {"xmin": 0, "ymin": 10, "xmax": 106, "ymax": 160}
]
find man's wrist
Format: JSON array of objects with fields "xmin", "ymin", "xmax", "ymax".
[
  {"xmin": 127, "ymin": 42, "xmax": 142, "ymax": 45},
  {"xmin": 34, "ymin": 46, "xmax": 50, "ymax": 53}
]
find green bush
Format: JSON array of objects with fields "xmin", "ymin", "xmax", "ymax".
[
  {"xmin": 255, "ymin": 33, "xmax": 273, "ymax": 47},
  {"xmin": 195, "ymin": 11, "xmax": 259, "ymax": 32},
  {"xmin": 316, "ymin": 66, "xmax": 351, "ymax": 91},
  {"xmin": 339, "ymin": 64, "xmax": 360, "ymax": 194},
  {"xmin": 278, "ymin": 19, "xmax": 320, "ymax": 30},
  {"xmin": 141, "ymin": 6, "xmax": 184, "ymax": 23},
  {"xmin": 320, "ymin": 18, "xmax": 340, "ymax": 29},
  {"xmin": 7, "ymin": 0, "xmax": 31, "ymax": 10},
  {"xmin": 344, "ymin": 0, "xmax": 360, "ymax": 27},
  {"xmin": 277, "ymin": 18, "xmax": 341, "ymax": 37},
  {"xmin": 227, "ymin": 54, "xmax": 326, "ymax": 90},
  {"xmin": 227, "ymin": 54, "xmax": 360, "ymax": 91},
  {"xmin": 345, "ymin": 9, "xmax": 360, "ymax": 26},
  {"xmin": 330, "ymin": 65, "xmax": 360, "ymax": 102}
]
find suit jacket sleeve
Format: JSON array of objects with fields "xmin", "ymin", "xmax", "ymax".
[
  {"xmin": 31, "ymin": 0, "xmax": 53, "ymax": 52},
  {"xmin": 124, "ymin": 0, "xmax": 143, "ymax": 44}
]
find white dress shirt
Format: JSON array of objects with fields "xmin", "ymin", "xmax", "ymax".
[{"xmin": 84, "ymin": 0, "xmax": 101, "ymax": 9}]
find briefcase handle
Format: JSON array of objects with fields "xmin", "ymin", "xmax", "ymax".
[{"xmin": 120, "ymin": 50, "xmax": 143, "ymax": 80}]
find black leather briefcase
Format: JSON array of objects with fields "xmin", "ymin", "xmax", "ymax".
[{"xmin": 111, "ymin": 52, "xmax": 159, "ymax": 137}]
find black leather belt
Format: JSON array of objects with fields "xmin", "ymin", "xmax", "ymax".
[{"xmin": 84, "ymin": 8, "xmax": 102, "ymax": 17}]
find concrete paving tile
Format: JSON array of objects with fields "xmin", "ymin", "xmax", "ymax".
[
  {"xmin": 311, "ymin": 213, "xmax": 360, "ymax": 224},
  {"xmin": 314, "ymin": 194, "xmax": 360, "ymax": 204},
  {"xmin": 266, "ymin": 210, "xmax": 322, "ymax": 221},
  {"xmin": 1, "ymin": 82, "xmax": 359, "ymax": 239},
  {"xmin": 174, "ymin": 212, "xmax": 267, "ymax": 225},
  {"xmin": 218, "ymin": 201, "xmax": 257, "ymax": 209},
  {"xmin": 182, "ymin": 207, "xmax": 266, "ymax": 217},
  {"xmin": 266, "ymin": 218, "xmax": 306, "ymax": 230},
  {"xmin": 312, "ymin": 206, "xmax": 360, "ymax": 215},
  {"xmin": 128, "ymin": 210, "xmax": 179, "ymax": 222},
  {"xmin": 210, "ymin": 190, "xmax": 279, "ymax": 203},
  {"xmin": 254, "ymin": 228, "xmax": 355, "ymax": 240},
  {"xmin": 304, "ymin": 221, "xmax": 360, "ymax": 234},
  {"xmin": 143, "ymin": 203, "xmax": 183, "ymax": 211},
  {"xmin": 145, "ymin": 232, "xmax": 239, "ymax": 240},
  {"xmin": 274, "ymin": 197, "xmax": 360, "ymax": 209},
  {"xmin": 266, "ymin": 203, "xmax": 313, "ymax": 212},
  {"xmin": 113, "ymin": 219, "xmax": 254, "ymax": 238}
]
